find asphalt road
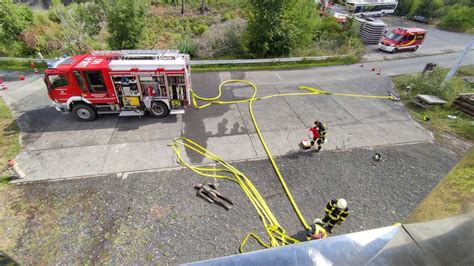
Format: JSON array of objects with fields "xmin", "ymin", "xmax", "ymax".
[
  {"xmin": 5, "ymin": 142, "xmax": 457, "ymax": 264},
  {"xmin": 362, "ymin": 16, "xmax": 474, "ymax": 61}
]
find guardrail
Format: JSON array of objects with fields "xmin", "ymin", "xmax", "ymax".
[
  {"xmin": 0, "ymin": 57, "xmax": 53, "ymax": 63},
  {"xmin": 0, "ymin": 54, "xmax": 352, "ymax": 66},
  {"xmin": 190, "ymin": 54, "xmax": 352, "ymax": 65}
]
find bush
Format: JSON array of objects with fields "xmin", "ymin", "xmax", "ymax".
[
  {"xmin": 195, "ymin": 18, "xmax": 247, "ymax": 59},
  {"xmin": 192, "ymin": 24, "xmax": 208, "ymax": 36},
  {"xmin": 0, "ymin": 2, "xmax": 33, "ymax": 42},
  {"xmin": 20, "ymin": 11, "xmax": 63, "ymax": 56},
  {"xmin": 0, "ymin": 2, "xmax": 33, "ymax": 56},
  {"xmin": 399, "ymin": 68, "xmax": 469, "ymax": 104},
  {"xmin": 177, "ymin": 37, "xmax": 197, "ymax": 57},
  {"xmin": 439, "ymin": 5, "xmax": 474, "ymax": 32},
  {"xmin": 50, "ymin": 3, "xmax": 94, "ymax": 54},
  {"xmin": 412, "ymin": 0, "xmax": 443, "ymax": 18},
  {"xmin": 222, "ymin": 11, "xmax": 236, "ymax": 22},
  {"xmin": 308, "ymin": 17, "xmax": 362, "ymax": 56}
]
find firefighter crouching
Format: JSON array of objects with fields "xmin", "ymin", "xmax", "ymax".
[
  {"xmin": 321, "ymin": 198, "xmax": 349, "ymax": 234},
  {"xmin": 306, "ymin": 218, "xmax": 327, "ymax": 240}
]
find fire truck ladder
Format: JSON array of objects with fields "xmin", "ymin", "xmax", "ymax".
[
  {"xmin": 120, "ymin": 50, "xmax": 180, "ymax": 60},
  {"xmin": 91, "ymin": 50, "xmax": 182, "ymax": 60}
]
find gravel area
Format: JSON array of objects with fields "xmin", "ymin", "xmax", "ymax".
[{"xmin": 1, "ymin": 142, "xmax": 457, "ymax": 264}]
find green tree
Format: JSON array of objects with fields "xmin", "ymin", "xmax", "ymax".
[
  {"xmin": 395, "ymin": 0, "xmax": 414, "ymax": 16},
  {"xmin": 411, "ymin": 0, "xmax": 442, "ymax": 17},
  {"xmin": 247, "ymin": 0, "xmax": 293, "ymax": 57},
  {"xmin": 77, "ymin": 1, "xmax": 107, "ymax": 36},
  {"xmin": 439, "ymin": 5, "xmax": 474, "ymax": 32},
  {"xmin": 107, "ymin": 0, "xmax": 150, "ymax": 50},
  {"xmin": 283, "ymin": 0, "xmax": 318, "ymax": 51},
  {"xmin": 0, "ymin": 2, "xmax": 33, "ymax": 42}
]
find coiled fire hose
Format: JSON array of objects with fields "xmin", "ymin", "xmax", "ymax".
[{"xmin": 170, "ymin": 80, "xmax": 396, "ymax": 252}]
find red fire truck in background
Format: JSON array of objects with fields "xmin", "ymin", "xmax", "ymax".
[
  {"xmin": 44, "ymin": 50, "xmax": 191, "ymax": 121},
  {"xmin": 378, "ymin": 27, "xmax": 427, "ymax": 53}
]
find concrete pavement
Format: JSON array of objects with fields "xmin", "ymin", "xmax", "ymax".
[{"xmin": 1, "ymin": 52, "xmax": 471, "ymax": 181}]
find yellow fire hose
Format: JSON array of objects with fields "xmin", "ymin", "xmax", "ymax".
[{"xmin": 170, "ymin": 80, "xmax": 396, "ymax": 252}]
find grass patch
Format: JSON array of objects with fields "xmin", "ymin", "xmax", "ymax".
[
  {"xmin": 457, "ymin": 65, "xmax": 474, "ymax": 76},
  {"xmin": 0, "ymin": 60, "xmax": 48, "ymax": 71},
  {"xmin": 191, "ymin": 56, "xmax": 358, "ymax": 72},
  {"xmin": 0, "ymin": 96, "xmax": 20, "ymax": 186},
  {"xmin": 406, "ymin": 148, "xmax": 474, "ymax": 223},
  {"xmin": 392, "ymin": 66, "xmax": 474, "ymax": 141}
]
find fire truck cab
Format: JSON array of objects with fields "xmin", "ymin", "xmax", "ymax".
[
  {"xmin": 378, "ymin": 27, "xmax": 427, "ymax": 53},
  {"xmin": 44, "ymin": 50, "xmax": 191, "ymax": 121}
]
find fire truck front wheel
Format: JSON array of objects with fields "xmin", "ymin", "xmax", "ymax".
[
  {"xmin": 72, "ymin": 104, "xmax": 97, "ymax": 122},
  {"xmin": 149, "ymin": 101, "xmax": 169, "ymax": 118}
]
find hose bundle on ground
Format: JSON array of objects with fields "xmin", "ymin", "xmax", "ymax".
[{"xmin": 171, "ymin": 80, "xmax": 396, "ymax": 252}]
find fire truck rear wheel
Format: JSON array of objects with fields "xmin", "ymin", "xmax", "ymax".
[
  {"xmin": 72, "ymin": 104, "xmax": 97, "ymax": 122},
  {"xmin": 412, "ymin": 46, "xmax": 419, "ymax": 52},
  {"xmin": 149, "ymin": 101, "xmax": 169, "ymax": 118}
]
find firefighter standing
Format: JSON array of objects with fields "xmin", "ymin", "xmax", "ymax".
[
  {"xmin": 310, "ymin": 121, "xmax": 327, "ymax": 152},
  {"xmin": 321, "ymin": 198, "xmax": 349, "ymax": 234},
  {"xmin": 317, "ymin": 121, "xmax": 327, "ymax": 144}
]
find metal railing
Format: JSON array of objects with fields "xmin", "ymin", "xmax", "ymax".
[
  {"xmin": 190, "ymin": 54, "xmax": 352, "ymax": 65},
  {"xmin": 0, "ymin": 54, "xmax": 352, "ymax": 66}
]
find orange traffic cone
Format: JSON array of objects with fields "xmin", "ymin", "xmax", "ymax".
[
  {"xmin": 19, "ymin": 75, "xmax": 25, "ymax": 81},
  {"xmin": 0, "ymin": 79, "xmax": 6, "ymax": 90}
]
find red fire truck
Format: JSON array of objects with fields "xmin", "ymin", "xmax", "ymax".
[
  {"xmin": 378, "ymin": 27, "xmax": 427, "ymax": 53},
  {"xmin": 44, "ymin": 50, "xmax": 191, "ymax": 121}
]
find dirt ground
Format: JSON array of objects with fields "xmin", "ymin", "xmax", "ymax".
[{"xmin": 0, "ymin": 142, "xmax": 457, "ymax": 264}]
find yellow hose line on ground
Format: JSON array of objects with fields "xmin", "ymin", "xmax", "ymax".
[
  {"xmin": 298, "ymin": 85, "xmax": 396, "ymax": 100},
  {"xmin": 172, "ymin": 80, "xmax": 396, "ymax": 252},
  {"xmin": 170, "ymin": 137, "xmax": 300, "ymax": 252},
  {"xmin": 190, "ymin": 80, "xmax": 312, "ymax": 231}
]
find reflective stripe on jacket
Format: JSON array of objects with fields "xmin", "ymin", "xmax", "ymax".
[
  {"xmin": 319, "ymin": 122, "xmax": 327, "ymax": 138},
  {"xmin": 324, "ymin": 199, "xmax": 349, "ymax": 221}
]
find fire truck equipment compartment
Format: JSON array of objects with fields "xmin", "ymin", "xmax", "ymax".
[{"xmin": 44, "ymin": 50, "xmax": 191, "ymax": 121}]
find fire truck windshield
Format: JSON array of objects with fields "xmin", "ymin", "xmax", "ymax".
[
  {"xmin": 386, "ymin": 32, "xmax": 403, "ymax": 42},
  {"xmin": 47, "ymin": 74, "xmax": 69, "ymax": 89}
]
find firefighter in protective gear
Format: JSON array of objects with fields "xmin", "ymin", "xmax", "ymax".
[
  {"xmin": 317, "ymin": 121, "xmax": 327, "ymax": 144},
  {"xmin": 310, "ymin": 121, "xmax": 327, "ymax": 152},
  {"xmin": 306, "ymin": 218, "xmax": 327, "ymax": 240},
  {"xmin": 321, "ymin": 198, "xmax": 349, "ymax": 234}
]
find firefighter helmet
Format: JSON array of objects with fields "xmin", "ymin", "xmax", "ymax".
[{"xmin": 337, "ymin": 199, "xmax": 347, "ymax": 209}]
